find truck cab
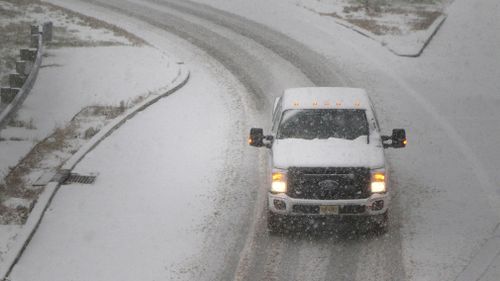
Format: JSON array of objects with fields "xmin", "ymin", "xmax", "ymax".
[{"xmin": 248, "ymin": 87, "xmax": 406, "ymax": 233}]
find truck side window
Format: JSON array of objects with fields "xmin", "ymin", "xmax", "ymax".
[
  {"xmin": 370, "ymin": 105, "xmax": 381, "ymax": 131},
  {"xmin": 272, "ymin": 101, "xmax": 282, "ymax": 133}
]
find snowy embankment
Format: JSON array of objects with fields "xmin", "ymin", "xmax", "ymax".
[
  {"xmin": 0, "ymin": 45, "xmax": 182, "ymax": 278},
  {"xmin": 8, "ymin": 72, "xmax": 246, "ymax": 281},
  {"xmin": 4, "ymin": 0, "xmax": 263, "ymax": 280},
  {"xmin": 1, "ymin": 2, "xmax": 183, "ymax": 277},
  {"xmin": 286, "ymin": 0, "xmax": 450, "ymax": 57}
]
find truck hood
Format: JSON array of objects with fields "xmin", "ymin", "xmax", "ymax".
[{"xmin": 272, "ymin": 137, "xmax": 384, "ymax": 169}]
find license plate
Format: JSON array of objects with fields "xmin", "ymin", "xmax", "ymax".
[{"xmin": 319, "ymin": 205, "xmax": 339, "ymax": 215}]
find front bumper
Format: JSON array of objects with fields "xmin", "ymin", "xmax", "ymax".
[{"xmin": 268, "ymin": 192, "xmax": 389, "ymax": 216}]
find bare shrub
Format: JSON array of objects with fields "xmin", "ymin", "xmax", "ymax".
[
  {"xmin": 119, "ymin": 100, "xmax": 126, "ymax": 113},
  {"xmin": 84, "ymin": 127, "xmax": 99, "ymax": 139},
  {"xmin": 412, "ymin": 10, "xmax": 442, "ymax": 30},
  {"xmin": 92, "ymin": 106, "xmax": 123, "ymax": 119}
]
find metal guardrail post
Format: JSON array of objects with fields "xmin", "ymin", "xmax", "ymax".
[
  {"xmin": 30, "ymin": 34, "xmax": 40, "ymax": 48},
  {"xmin": 42, "ymin": 22, "xmax": 53, "ymax": 42},
  {"xmin": 1, "ymin": 88, "xmax": 20, "ymax": 104},
  {"xmin": 9, "ymin": 74, "xmax": 26, "ymax": 88},
  {"xmin": 16, "ymin": 61, "xmax": 33, "ymax": 76},
  {"xmin": 30, "ymin": 24, "xmax": 40, "ymax": 35},
  {"xmin": 20, "ymin": 49, "xmax": 37, "ymax": 62}
]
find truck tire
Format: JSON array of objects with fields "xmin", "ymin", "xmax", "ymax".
[
  {"xmin": 373, "ymin": 211, "xmax": 389, "ymax": 235},
  {"xmin": 267, "ymin": 211, "xmax": 285, "ymax": 234}
]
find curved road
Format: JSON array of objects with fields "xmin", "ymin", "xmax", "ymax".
[{"xmin": 73, "ymin": 0, "xmax": 405, "ymax": 280}]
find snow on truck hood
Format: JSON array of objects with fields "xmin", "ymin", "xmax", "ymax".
[{"xmin": 272, "ymin": 137, "xmax": 385, "ymax": 169}]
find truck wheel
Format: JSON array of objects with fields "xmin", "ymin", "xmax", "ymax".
[
  {"xmin": 373, "ymin": 211, "xmax": 389, "ymax": 235},
  {"xmin": 267, "ymin": 211, "xmax": 285, "ymax": 234}
]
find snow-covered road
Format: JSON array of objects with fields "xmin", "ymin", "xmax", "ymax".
[{"xmin": 8, "ymin": 0, "xmax": 500, "ymax": 280}]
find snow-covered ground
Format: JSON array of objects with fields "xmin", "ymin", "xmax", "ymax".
[
  {"xmin": 0, "ymin": 46, "xmax": 178, "ymax": 210},
  {"xmin": 1, "ymin": 46, "xmax": 177, "ymax": 141},
  {"xmin": 7, "ymin": 7, "xmax": 260, "ymax": 278},
  {"xmin": 9, "ymin": 57, "xmax": 253, "ymax": 281},
  {"xmin": 0, "ymin": 0, "xmax": 139, "ymax": 85},
  {"xmin": 287, "ymin": 0, "xmax": 451, "ymax": 56},
  {"xmin": 4, "ymin": 0, "xmax": 500, "ymax": 280},
  {"xmin": 0, "ymin": 1, "xmax": 181, "ymax": 276}
]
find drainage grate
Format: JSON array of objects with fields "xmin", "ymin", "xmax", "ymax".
[{"xmin": 63, "ymin": 173, "xmax": 97, "ymax": 185}]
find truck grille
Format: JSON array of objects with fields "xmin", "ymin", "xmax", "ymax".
[
  {"xmin": 292, "ymin": 205, "xmax": 366, "ymax": 214},
  {"xmin": 287, "ymin": 167, "xmax": 370, "ymax": 200}
]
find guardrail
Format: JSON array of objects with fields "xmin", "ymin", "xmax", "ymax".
[{"xmin": 0, "ymin": 22, "xmax": 52, "ymax": 130}]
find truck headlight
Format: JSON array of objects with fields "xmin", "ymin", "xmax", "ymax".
[
  {"xmin": 370, "ymin": 171, "xmax": 386, "ymax": 193},
  {"xmin": 271, "ymin": 171, "xmax": 287, "ymax": 193}
]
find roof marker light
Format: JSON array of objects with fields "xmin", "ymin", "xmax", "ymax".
[
  {"xmin": 312, "ymin": 100, "xmax": 318, "ymax": 107},
  {"xmin": 336, "ymin": 101, "xmax": 342, "ymax": 107},
  {"xmin": 293, "ymin": 101, "xmax": 300, "ymax": 107}
]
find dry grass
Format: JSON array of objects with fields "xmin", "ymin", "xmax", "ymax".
[
  {"xmin": 318, "ymin": 1, "xmax": 444, "ymax": 36},
  {"xmin": 0, "ymin": 204, "xmax": 30, "ymax": 224},
  {"xmin": 83, "ymin": 127, "xmax": 99, "ymax": 139},
  {"xmin": 0, "ymin": 21, "xmax": 31, "ymax": 45},
  {"xmin": 44, "ymin": 2, "xmax": 146, "ymax": 46},
  {"xmin": 0, "ymin": 103, "xmax": 126, "ymax": 208},
  {"xmin": 0, "ymin": 96, "xmax": 145, "ymax": 224},
  {"xmin": 0, "ymin": 183, "xmax": 4, "ymax": 200},
  {"xmin": 320, "ymin": 11, "xmax": 401, "ymax": 35},
  {"xmin": 7, "ymin": 117, "xmax": 36, "ymax": 129},
  {"xmin": 0, "ymin": 4, "xmax": 20, "ymax": 18},
  {"xmin": 0, "ymin": 102, "xmax": 123, "ymax": 224},
  {"xmin": 0, "ymin": 123, "xmax": 77, "ymax": 223},
  {"xmin": 1, "ymin": 123, "xmax": 76, "ymax": 199},
  {"xmin": 346, "ymin": 18, "xmax": 402, "ymax": 35},
  {"xmin": 343, "ymin": 5, "xmax": 364, "ymax": 14},
  {"xmin": 354, "ymin": 0, "xmax": 384, "ymax": 14},
  {"xmin": 412, "ymin": 10, "xmax": 442, "ymax": 30},
  {"xmin": 48, "ymin": 25, "xmax": 125, "ymax": 48},
  {"xmin": 90, "ymin": 105, "xmax": 126, "ymax": 119},
  {"xmin": 1, "ymin": 0, "xmax": 41, "ymax": 6},
  {"xmin": 130, "ymin": 94, "xmax": 148, "ymax": 107}
]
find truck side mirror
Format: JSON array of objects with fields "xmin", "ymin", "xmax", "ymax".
[
  {"xmin": 392, "ymin": 129, "xmax": 407, "ymax": 148},
  {"xmin": 249, "ymin": 128, "xmax": 265, "ymax": 147},
  {"xmin": 382, "ymin": 129, "xmax": 407, "ymax": 148}
]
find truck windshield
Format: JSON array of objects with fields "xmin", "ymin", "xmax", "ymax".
[{"xmin": 277, "ymin": 109, "xmax": 369, "ymax": 140}]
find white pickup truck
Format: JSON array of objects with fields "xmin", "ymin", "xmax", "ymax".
[{"xmin": 248, "ymin": 87, "xmax": 406, "ymax": 233}]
